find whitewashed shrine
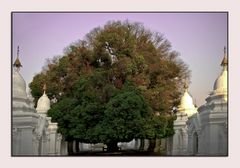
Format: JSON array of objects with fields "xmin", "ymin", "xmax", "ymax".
[
  {"xmin": 12, "ymin": 47, "xmax": 62, "ymax": 156},
  {"xmin": 168, "ymin": 48, "xmax": 228, "ymax": 156}
]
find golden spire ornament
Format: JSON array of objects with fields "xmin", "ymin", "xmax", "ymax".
[
  {"xmin": 43, "ymin": 83, "xmax": 47, "ymax": 94},
  {"xmin": 221, "ymin": 46, "xmax": 228, "ymax": 67},
  {"xmin": 183, "ymin": 80, "xmax": 189, "ymax": 91},
  {"xmin": 13, "ymin": 46, "xmax": 22, "ymax": 71}
]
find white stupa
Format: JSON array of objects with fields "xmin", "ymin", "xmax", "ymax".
[
  {"xmin": 12, "ymin": 46, "xmax": 62, "ymax": 156},
  {"xmin": 212, "ymin": 47, "xmax": 228, "ymax": 101},
  {"xmin": 196, "ymin": 47, "xmax": 228, "ymax": 155},
  {"xmin": 36, "ymin": 84, "xmax": 51, "ymax": 117},
  {"xmin": 13, "ymin": 46, "xmax": 36, "ymax": 113},
  {"xmin": 171, "ymin": 82, "xmax": 197, "ymax": 155},
  {"xmin": 178, "ymin": 83, "xmax": 197, "ymax": 117},
  {"xmin": 167, "ymin": 47, "xmax": 228, "ymax": 156},
  {"xmin": 12, "ymin": 46, "xmax": 40, "ymax": 155}
]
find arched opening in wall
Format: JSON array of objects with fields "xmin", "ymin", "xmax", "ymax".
[{"xmin": 193, "ymin": 132, "xmax": 198, "ymax": 155}]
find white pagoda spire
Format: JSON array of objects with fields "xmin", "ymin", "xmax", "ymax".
[
  {"xmin": 36, "ymin": 84, "xmax": 50, "ymax": 116},
  {"xmin": 178, "ymin": 81, "xmax": 197, "ymax": 117},
  {"xmin": 213, "ymin": 46, "xmax": 228, "ymax": 95}
]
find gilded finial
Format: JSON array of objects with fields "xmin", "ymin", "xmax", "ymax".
[
  {"xmin": 17, "ymin": 46, "xmax": 19, "ymax": 57},
  {"xmin": 194, "ymin": 98, "xmax": 197, "ymax": 108},
  {"xmin": 43, "ymin": 83, "xmax": 47, "ymax": 94},
  {"xmin": 221, "ymin": 46, "xmax": 228, "ymax": 67},
  {"xmin": 13, "ymin": 46, "xmax": 22, "ymax": 71},
  {"xmin": 184, "ymin": 81, "xmax": 188, "ymax": 91}
]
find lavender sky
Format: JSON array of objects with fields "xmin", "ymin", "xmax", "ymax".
[{"xmin": 12, "ymin": 12, "xmax": 227, "ymax": 106}]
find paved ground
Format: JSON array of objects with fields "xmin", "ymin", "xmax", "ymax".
[{"xmin": 69, "ymin": 150, "xmax": 163, "ymax": 156}]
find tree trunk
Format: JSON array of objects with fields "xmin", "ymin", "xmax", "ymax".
[
  {"xmin": 139, "ymin": 139, "xmax": 145, "ymax": 150},
  {"xmin": 147, "ymin": 139, "xmax": 156, "ymax": 152},
  {"xmin": 75, "ymin": 140, "xmax": 80, "ymax": 153},
  {"xmin": 106, "ymin": 142, "xmax": 119, "ymax": 152},
  {"xmin": 67, "ymin": 140, "xmax": 73, "ymax": 155}
]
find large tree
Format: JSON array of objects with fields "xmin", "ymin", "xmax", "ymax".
[{"xmin": 30, "ymin": 20, "xmax": 190, "ymax": 152}]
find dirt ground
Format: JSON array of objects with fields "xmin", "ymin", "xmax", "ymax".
[{"xmin": 69, "ymin": 149, "xmax": 164, "ymax": 156}]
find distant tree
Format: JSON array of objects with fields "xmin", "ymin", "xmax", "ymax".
[{"xmin": 30, "ymin": 20, "xmax": 190, "ymax": 152}]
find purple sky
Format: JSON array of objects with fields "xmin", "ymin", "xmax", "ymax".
[{"xmin": 12, "ymin": 12, "xmax": 227, "ymax": 106}]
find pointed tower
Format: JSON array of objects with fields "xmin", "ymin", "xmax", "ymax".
[
  {"xmin": 178, "ymin": 83, "xmax": 200, "ymax": 156},
  {"xmin": 12, "ymin": 47, "xmax": 62, "ymax": 156},
  {"xmin": 13, "ymin": 46, "xmax": 28, "ymax": 101},
  {"xmin": 13, "ymin": 46, "xmax": 22, "ymax": 71},
  {"xmin": 171, "ymin": 81, "xmax": 197, "ymax": 155},
  {"xmin": 213, "ymin": 46, "xmax": 228, "ymax": 97},
  {"xmin": 178, "ymin": 82, "xmax": 198, "ymax": 117},
  {"xmin": 36, "ymin": 84, "xmax": 51, "ymax": 117},
  {"xmin": 12, "ymin": 46, "xmax": 41, "ymax": 155},
  {"xmin": 197, "ymin": 47, "xmax": 228, "ymax": 155},
  {"xmin": 35, "ymin": 84, "xmax": 62, "ymax": 155}
]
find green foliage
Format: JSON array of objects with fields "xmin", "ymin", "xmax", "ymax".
[
  {"xmin": 29, "ymin": 73, "xmax": 46, "ymax": 101},
  {"xmin": 99, "ymin": 86, "xmax": 151, "ymax": 143},
  {"xmin": 48, "ymin": 97, "xmax": 78, "ymax": 140},
  {"xmin": 30, "ymin": 20, "xmax": 189, "ymax": 145}
]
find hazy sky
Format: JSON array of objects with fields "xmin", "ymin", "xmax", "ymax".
[{"xmin": 12, "ymin": 12, "xmax": 227, "ymax": 106}]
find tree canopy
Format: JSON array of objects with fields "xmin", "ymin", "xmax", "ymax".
[{"xmin": 30, "ymin": 20, "xmax": 190, "ymax": 151}]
